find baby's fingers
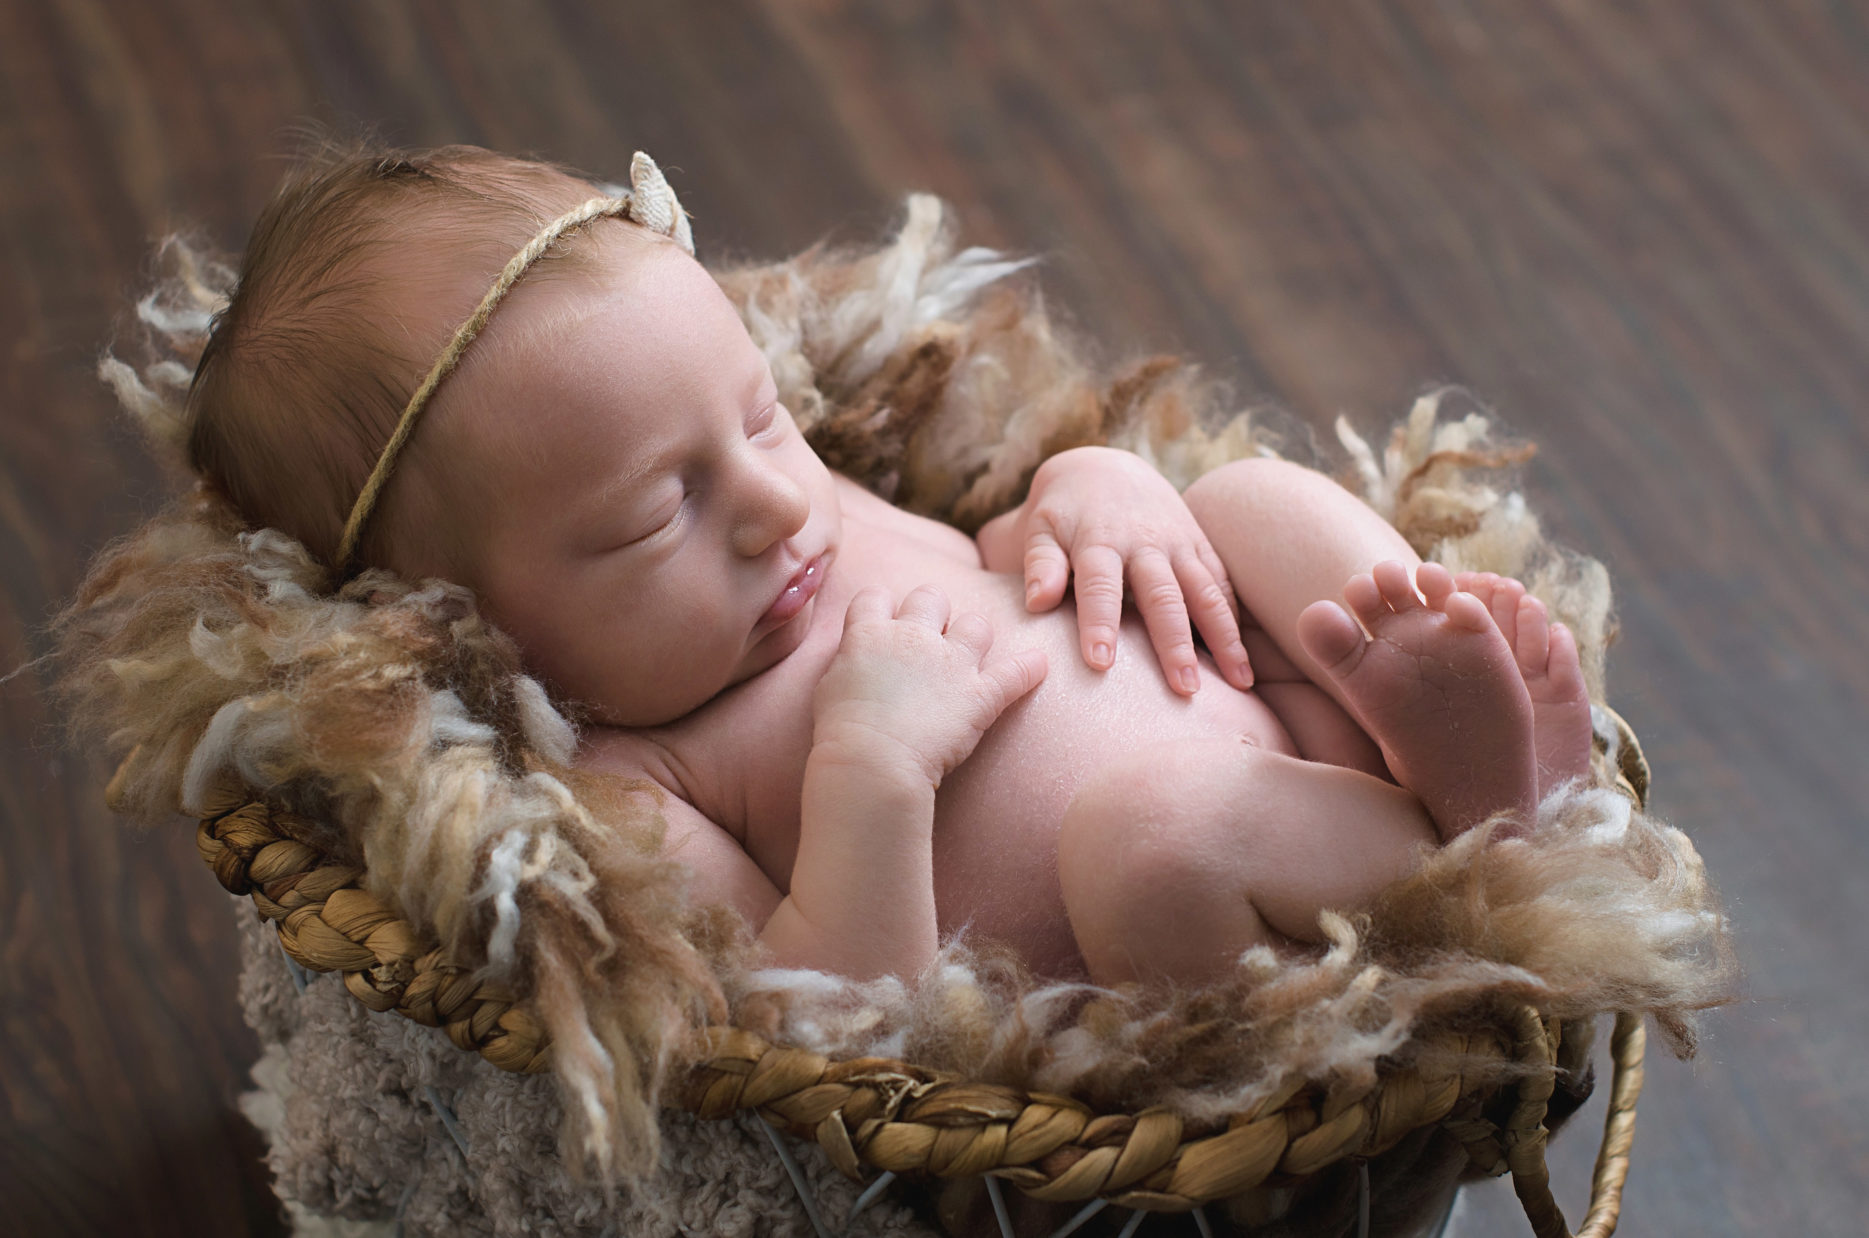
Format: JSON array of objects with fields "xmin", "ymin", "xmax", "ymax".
[
  {"xmin": 1070, "ymin": 543, "xmax": 1127, "ymax": 670},
  {"xmin": 1182, "ymin": 549, "xmax": 1251, "ymax": 690},
  {"xmin": 945, "ymin": 609, "xmax": 996, "ymax": 657},
  {"xmin": 843, "ymin": 586, "xmax": 895, "ymax": 628},
  {"xmin": 980, "ymin": 647, "xmax": 1049, "ymax": 717},
  {"xmin": 1127, "ymin": 546, "xmax": 1202, "ymax": 695},
  {"xmin": 1022, "ymin": 529, "xmax": 1071, "ymax": 612},
  {"xmin": 896, "ymin": 583, "xmax": 951, "ymax": 629}
]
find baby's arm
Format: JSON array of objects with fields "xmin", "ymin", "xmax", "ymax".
[
  {"xmin": 623, "ymin": 774, "xmax": 942, "ymax": 977},
  {"xmin": 609, "ymin": 586, "xmax": 1043, "ymax": 980},
  {"xmin": 762, "ymin": 585, "xmax": 1047, "ymax": 979},
  {"xmin": 760, "ymin": 745, "xmax": 944, "ymax": 976},
  {"xmin": 976, "ymin": 446, "xmax": 1253, "ymax": 694}
]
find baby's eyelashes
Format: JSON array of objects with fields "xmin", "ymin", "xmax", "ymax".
[{"xmin": 618, "ymin": 495, "xmax": 684, "ymax": 547}]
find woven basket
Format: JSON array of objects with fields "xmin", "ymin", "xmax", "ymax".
[{"xmin": 144, "ymin": 708, "xmax": 1655, "ymax": 1238}]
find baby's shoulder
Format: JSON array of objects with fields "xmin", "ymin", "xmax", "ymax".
[
  {"xmin": 575, "ymin": 724, "xmax": 670, "ymax": 780},
  {"xmin": 833, "ymin": 473, "xmax": 982, "ymax": 566}
]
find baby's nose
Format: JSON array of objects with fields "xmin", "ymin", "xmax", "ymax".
[{"xmin": 731, "ymin": 465, "xmax": 809, "ymax": 556}]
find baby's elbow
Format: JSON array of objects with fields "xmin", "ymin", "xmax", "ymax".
[{"xmin": 660, "ymin": 835, "xmax": 783, "ymax": 932}]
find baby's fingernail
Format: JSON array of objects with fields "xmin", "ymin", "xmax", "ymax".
[
  {"xmin": 1091, "ymin": 642, "xmax": 1112, "ymax": 667},
  {"xmin": 1179, "ymin": 666, "xmax": 1199, "ymax": 693}
]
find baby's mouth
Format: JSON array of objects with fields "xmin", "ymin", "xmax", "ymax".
[{"xmin": 756, "ymin": 553, "xmax": 828, "ymax": 636}]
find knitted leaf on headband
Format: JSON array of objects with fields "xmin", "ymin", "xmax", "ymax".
[{"xmin": 625, "ymin": 151, "xmax": 694, "ymax": 255}]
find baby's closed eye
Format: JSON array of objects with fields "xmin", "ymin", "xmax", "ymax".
[
  {"xmin": 597, "ymin": 487, "xmax": 685, "ymax": 551},
  {"xmin": 635, "ymin": 497, "xmax": 687, "ymax": 542},
  {"xmin": 747, "ymin": 400, "xmax": 783, "ymax": 441}
]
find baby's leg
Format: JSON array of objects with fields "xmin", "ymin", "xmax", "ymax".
[
  {"xmin": 1237, "ymin": 621, "xmax": 1390, "ymax": 777},
  {"xmin": 1253, "ymin": 681, "xmax": 1391, "ymax": 778},
  {"xmin": 1183, "ymin": 458, "xmax": 1420, "ymax": 713},
  {"xmin": 1183, "ymin": 461, "xmax": 1538, "ymax": 835},
  {"xmin": 1059, "ymin": 738, "xmax": 1436, "ymax": 986}
]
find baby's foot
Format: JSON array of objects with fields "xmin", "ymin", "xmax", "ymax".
[
  {"xmin": 1456, "ymin": 572, "xmax": 1594, "ymax": 797},
  {"xmin": 1296, "ymin": 561, "xmax": 1537, "ymax": 840}
]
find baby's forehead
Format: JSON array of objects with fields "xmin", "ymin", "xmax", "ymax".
[
  {"xmin": 472, "ymin": 224, "xmax": 680, "ymax": 348},
  {"xmin": 431, "ymin": 234, "xmax": 714, "ymax": 454}
]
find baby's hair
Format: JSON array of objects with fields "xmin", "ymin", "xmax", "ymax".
[{"xmin": 181, "ymin": 138, "xmax": 630, "ymax": 578}]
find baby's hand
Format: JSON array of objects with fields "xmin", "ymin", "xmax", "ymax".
[
  {"xmin": 983, "ymin": 446, "xmax": 1250, "ymax": 694},
  {"xmin": 813, "ymin": 585, "xmax": 1048, "ymax": 788}
]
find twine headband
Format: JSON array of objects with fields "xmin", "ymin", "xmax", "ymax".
[{"xmin": 334, "ymin": 151, "xmax": 695, "ymax": 574}]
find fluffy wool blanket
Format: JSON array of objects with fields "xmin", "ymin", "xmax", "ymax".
[{"xmin": 62, "ymin": 197, "xmax": 1734, "ymax": 1232}]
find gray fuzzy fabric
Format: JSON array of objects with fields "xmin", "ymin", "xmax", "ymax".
[{"xmin": 232, "ymin": 895, "xmax": 940, "ymax": 1237}]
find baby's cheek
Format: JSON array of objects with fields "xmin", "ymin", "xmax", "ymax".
[{"xmin": 643, "ymin": 613, "xmax": 735, "ymax": 689}]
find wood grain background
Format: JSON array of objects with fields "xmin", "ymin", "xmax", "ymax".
[{"xmin": 3, "ymin": 2, "xmax": 1865, "ymax": 1234}]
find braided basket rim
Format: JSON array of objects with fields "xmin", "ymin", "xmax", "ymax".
[{"xmin": 141, "ymin": 708, "xmax": 1654, "ymax": 1234}]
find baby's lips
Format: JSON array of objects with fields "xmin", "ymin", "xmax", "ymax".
[{"xmin": 758, "ymin": 552, "xmax": 828, "ymax": 634}]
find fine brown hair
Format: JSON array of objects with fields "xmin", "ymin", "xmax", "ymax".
[{"xmin": 186, "ymin": 140, "xmax": 614, "ymax": 577}]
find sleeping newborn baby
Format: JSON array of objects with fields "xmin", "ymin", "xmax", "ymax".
[{"xmin": 185, "ymin": 144, "xmax": 1595, "ymax": 986}]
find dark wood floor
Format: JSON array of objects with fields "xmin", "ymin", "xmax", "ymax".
[{"xmin": 4, "ymin": 2, "xmax": 1865, "ymax": 1234}]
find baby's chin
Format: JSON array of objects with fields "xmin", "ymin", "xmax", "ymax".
[{"xmin": 739, "ymin": 593, "xmax": 821, "ymax": 679}]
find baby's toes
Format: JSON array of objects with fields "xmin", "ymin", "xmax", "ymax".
[
  {"xmin": 1342, "ymin": 572, "xmax": 1389, "ymax": 630},
  {"xmin": 1298, "ymin": 599, "xmax": 1369, "ymax": 674},
  {"xmin": 1458, "ymin": 571, "xmax": 1497, "ymax": 612},
  {"xmin": 1488, "ymin": 578, "xmax": 1527, "ymax": 646},
  {"xmin": 1417, "ymin": 562, "xmax": 1457, "ymax": 610},
  {"xmin": 1545, "ymin": 620, "xmax": 1588, "ymax": 698},
  {"xmin": 1442, "ymin": 589, "xmax": 1495, "ymax": 633},
  {"xmin": 1372, "ymin": 561, "xmax": 1424, "ymax": 611},
  {"xmin": 1513, "ymin": 595, "xmax": 1552, "ymax": 679}
]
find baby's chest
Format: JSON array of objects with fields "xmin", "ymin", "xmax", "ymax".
[
  {"xmin": 686, "ymin": 549, "xmax": 1015, "ymax": 886},
  {"xmin": 668, "ymin": 656, "xmax": 823, "ymax": 883}
]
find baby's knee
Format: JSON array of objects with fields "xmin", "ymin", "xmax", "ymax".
[{"xmin": 1183, "ymin": 456, "xmax": 1332, "ymax": 518}]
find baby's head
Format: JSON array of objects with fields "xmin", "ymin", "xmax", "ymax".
[{"xmin": 191, "ymin": 142, "xmax": 842, "ymax": 726}]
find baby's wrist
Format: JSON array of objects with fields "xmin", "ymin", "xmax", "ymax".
[{"xmin": 808, "ymin": 726, "xmax": 944, "ymax": 794}]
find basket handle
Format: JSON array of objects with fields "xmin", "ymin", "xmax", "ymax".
[
  {"xmin": 1575, "ymin": 1012, "xmax": 1646, "ymax": 1237},
  {"xmin": 1511, "ymin": 1010, "xmax": 1646, "ymax": 1238}
]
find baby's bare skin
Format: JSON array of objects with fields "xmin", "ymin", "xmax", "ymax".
[
  {"xmin": 413, "ymin": 228, "xmax": 1593, "ymax": 986},
  {"xmin": 1456, "ymin": 570, "xmax": 1596, "ymax": 797},
  {"xmin": 583, "ymin": 476, "xmax": 1309, "ymax": 978},
  {"xmin": 1298, "ymin": 561, "xmax": 1541, "ymax": 837},
  {"xmin": 584, "ymin": 473, "xmax": 1593, "ymax": 982}
]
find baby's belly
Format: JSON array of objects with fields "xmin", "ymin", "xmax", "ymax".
[{"xmin": 929, "ymin": 574, "xmax": 1296, "ymax": 979}]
